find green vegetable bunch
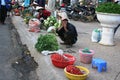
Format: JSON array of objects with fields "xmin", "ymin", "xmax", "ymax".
[
  {"xmin": 35, "ymin": 34, "xmax": 59, "ymax": 52},
  {"xmin": 96, "ymin": 2, "xmax": 120, "ymax": 14}
]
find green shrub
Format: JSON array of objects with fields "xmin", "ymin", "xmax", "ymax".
[{"xmin": 96, "ymin": 2, "xmax": 120, "ymax": 14}]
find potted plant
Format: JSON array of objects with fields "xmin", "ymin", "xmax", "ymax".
[{"xmin": 95, "ymin": 2, "xmax": 120, "ymax": 46}]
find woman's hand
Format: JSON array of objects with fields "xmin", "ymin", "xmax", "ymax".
[{"xmin": 57, "ymin": 26, "xmax": 63, "ymax": 31}]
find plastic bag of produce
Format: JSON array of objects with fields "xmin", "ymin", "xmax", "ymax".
[
  {"xmin": 47, "ymin": 26, "xmax": 56, "ymax": 33},
  {"xmin": 28, "ymin": 18, "xmax": 41, "ymax": 32},
  {"xmin": 91, "ymin": 28, "xmax": 102, "ymax": 42}
]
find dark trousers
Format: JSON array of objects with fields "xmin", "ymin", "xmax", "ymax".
[
  {"xmin": 0, "ymin": 5, "xmax": 7, "ymax": 23},
  {"xmin": 63, "ymin": 32, "xmax": 77, "ymax": 45}
]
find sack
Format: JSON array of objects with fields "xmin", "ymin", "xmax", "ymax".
[
  {"xmin": 28, "ymin": 18, "xmax": 41, "ymax": 32},
  {"xmin": 47, "ymin": 26, "xmax": 56, "ymax": 33},
  {"xmin": 91, "ymin": 28, "xmax": 102, "ymax": 42}
]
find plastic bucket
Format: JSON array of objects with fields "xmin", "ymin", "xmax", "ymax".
[{"xmin": 79, "ymin": 49, "xmax": 94, "ymax": 64}]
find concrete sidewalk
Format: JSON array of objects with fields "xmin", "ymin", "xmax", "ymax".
[{"xmin": 12, "ymin": 16, "xmax": 120, "ymax": 80}]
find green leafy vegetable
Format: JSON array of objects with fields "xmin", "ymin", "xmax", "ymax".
[{"xmin": 35, "ymin": 33, "xmax": 59, "ymax": 52}]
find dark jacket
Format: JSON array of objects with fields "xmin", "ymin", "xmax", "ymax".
[
  {"xmin": 0, "ymin": 0, "xmax": 11, "ymax": 10},
  {"xmin": 57, "ymin": 22, "xmax": 78, "ymax": 37},
  {"xmin": 66, "ymin": 22, "xmax": 78, "ymax": 37},
  {"xmin": 56, "ymin": 22, "xmax": 78, "ymax": 44}
]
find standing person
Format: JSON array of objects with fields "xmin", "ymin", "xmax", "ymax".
[
  {"xmin": 47, "ymin": 0, "xmax": 55, "ymax": 16},
  {"xmin": 0, "ymin": 0, "xmax": 11, "ymax": 24},
  {"xmin": 56, "ymin": 12, "xmax": 78, "ymax": 48},
  {"xmin": 36, "ymin": 0, "xmax": 46, "ymax": 8}
]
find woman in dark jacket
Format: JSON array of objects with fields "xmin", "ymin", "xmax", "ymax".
[
  {"xmin": 56, "ymin": 15, "xmax": 78, "ymax": 48},
  {"xmin": 0, "ymin": 0, "xmax": 11, "ymax": 24}
]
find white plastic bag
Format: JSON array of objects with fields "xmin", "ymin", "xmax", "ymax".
[
  {"xmin": 91, "ymin": 28, "xmax": 102, "ymax": 42},
  {"xmin": 41, "ymin": 49, "xmax": 64, "ymax": 56},
  {"xmin": 47, "ymin": 26, "xmax": 56, "ymax": 33}
]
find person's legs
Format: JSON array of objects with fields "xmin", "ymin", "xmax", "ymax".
[
  {"xmin": 63, "ymin": 33, "xmax": 77, "ymax": 48},
  {"xmin": 56, "ymin": 28, "xmax": 66, "ymax": 42},
  {"xmin": 0, "ymin": 8, "xmax": 2, "ymax": 23},
  {"xmin": 56, "ymin": 29, "xmax": 77, "ymax": 46},
  {"xmin": 0, "ymin": 6, "xmax": 7, "ymax": 24}
]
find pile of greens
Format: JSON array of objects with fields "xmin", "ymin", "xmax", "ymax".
[
  {"xmin": 96, "ymin": 2, "xmax": 120, "ymax": 14},
  {"xmin": 35, "ymin": 34, "xmax": 59, "ymax": 52}
]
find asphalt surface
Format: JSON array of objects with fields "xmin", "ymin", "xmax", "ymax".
[
  {"xmin": 1, "ymin": 15, "xmax": 120, "ymax": 80},
  {"xmin": 0, "ymin": 17, "xmax": 38, "ymax": 80},
  {"xmin": 0, "ymin": 17, "xmax": 21, "ymax": 80}
]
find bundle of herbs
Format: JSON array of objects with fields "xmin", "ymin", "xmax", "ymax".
[{"xmin": 35, "ymin": 34, "xmax": 59, "ymax": 52}]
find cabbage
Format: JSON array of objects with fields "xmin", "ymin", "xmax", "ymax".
[{"xmin": 54, "ymin": 22, "xmax": 59, "ymax": 28}]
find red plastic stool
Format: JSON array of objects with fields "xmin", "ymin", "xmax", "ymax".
[{"xmin": 92, "ymin": 58, "xmax": 107, "ymax": 72}]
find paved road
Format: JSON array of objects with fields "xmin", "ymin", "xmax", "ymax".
[
  {"xmin": 0, "ymin": 17, "xmax": 38, "ymax": 80},
  {"xmin": 0, "ymin": 17, "xmax": 22, "ymax": 80}
]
